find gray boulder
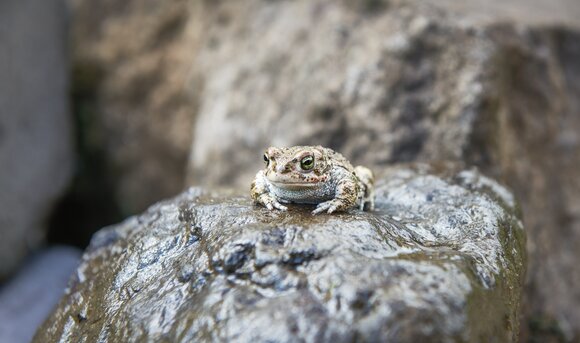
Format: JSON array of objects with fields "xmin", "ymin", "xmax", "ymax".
[
  {"xmin": 0, "ymin": 0, "xmax": 72, "ymax": 278},
  {"xmin": 34, "ymin": 166, "xmax": 525, "ymax": 342},
  {"xmin": 0, "ymin": 247, "xmax": 81, "ymax": 343}
]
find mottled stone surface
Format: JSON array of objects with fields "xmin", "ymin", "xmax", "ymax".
[
  {"xmin": 0, "ymin": 0, "xmax": 73, "ymax": 278},
  {"xmin": 34, "ymin": 166, "xmax": 525, "ymax": 342}
]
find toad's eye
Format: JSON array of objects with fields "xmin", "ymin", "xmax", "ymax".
[
  {"xmin": 300, "ymin": 155, "xmax": 314, "ymax": 170},
  {"xmin": 263, "ymin": 153, "xmax": 269, "ymax": 166}
]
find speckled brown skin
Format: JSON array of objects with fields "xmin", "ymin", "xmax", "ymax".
[{"xmin": 251, "ymin": 146, "xmax": 374, "ymax": 214}]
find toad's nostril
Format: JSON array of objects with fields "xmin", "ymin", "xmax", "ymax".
[{"xmin": 276, "ymin": 164, "xmax": 288, "ymax": 173}]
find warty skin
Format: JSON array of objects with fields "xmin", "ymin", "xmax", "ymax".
[{"xmin": 251, "ymin": 146, "xmax": 374, "ymax": 214}]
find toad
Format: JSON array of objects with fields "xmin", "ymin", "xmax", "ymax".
[{"xmin": 251, "ymin": 146, "xmax": 374, "ymax": 214}]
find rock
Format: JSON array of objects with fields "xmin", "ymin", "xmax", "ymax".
[
  {"xmin": 33, "ymin": 166, "xmax": 526, "ymax": 342},
  {"xmin": 0, "ymin": 0, "xmax": 73, "ymax": 278},
  {"xmin": 186, "ymin": 1, "xmax": 580, "ymax": 339},
  {"xmin": 0, "ymin": 247, "xmax": 82, "ymax": 343},
  {"xmin": 433, "ymin": 0, "xmax": 580, "ymax": 28},
  {"xmin": 68, "ymin": 0, "xmax": 201, "ymax": 214}
]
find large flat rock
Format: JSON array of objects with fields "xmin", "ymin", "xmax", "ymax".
[{"xmin": 34, "ymin": 165, "xmax": 525, "ymax": 342}]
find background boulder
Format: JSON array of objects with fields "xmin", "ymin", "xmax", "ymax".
[
  {"xmin": 0, "ymin": 0, "xmax": 73, "ymax": 278},
  {"xmin": 68, "ymin": 0, "xmax": 201, "ymax": 215},
  {"xmin": 0, "ymin": 247, "xmax": 81, "ymax": 343}
]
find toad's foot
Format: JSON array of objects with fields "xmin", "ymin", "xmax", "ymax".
[
  {"xmin": 258, "ymin": 194, "xmax": 288, "ymax": 211},
  {"xmin": 312, "ymin": 199, "xmax": 349, "ymax": 215}
]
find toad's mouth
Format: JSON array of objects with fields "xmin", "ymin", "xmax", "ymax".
[{"xmin": 269, "ymin": 180, "xmax": 322, "ymax": 189}]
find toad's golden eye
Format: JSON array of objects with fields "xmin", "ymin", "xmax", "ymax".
[
  {"xmin": 263, "ymin": 153, "xmax": 269, "ymax": 166},
  {"xmin": 300, "ymin": 155, "xmax": 314, "ymax": 170}
]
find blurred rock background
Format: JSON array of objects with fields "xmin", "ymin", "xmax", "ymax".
[
  {"xmin": 1, "ymin": 0, "xmax": 579, "ymax": 341},
  {"xmin": 0, "ymin": 0, "xmax": 73, "ymax": 279},
  {"xmin": 67, "ymin": 0, "xmax": 200, "ymax": 215}
]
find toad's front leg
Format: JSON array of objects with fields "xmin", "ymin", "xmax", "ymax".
[
  {"xmin": 251, "ymin": 170, "xmax": 288, "ymax": 211},
  {"xmin": 312, "ymin": 179, "xmax": 358, "ymax": 214}
]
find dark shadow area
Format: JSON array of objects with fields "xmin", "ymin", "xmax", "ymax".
[{"xmin": 47, "ymin": 61, "xmax": 124, "ymax": 248}]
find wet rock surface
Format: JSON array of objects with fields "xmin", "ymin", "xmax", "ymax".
[{"xmin": 34, "ymin": 165, "xmax": 525, "ymax": 342}]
